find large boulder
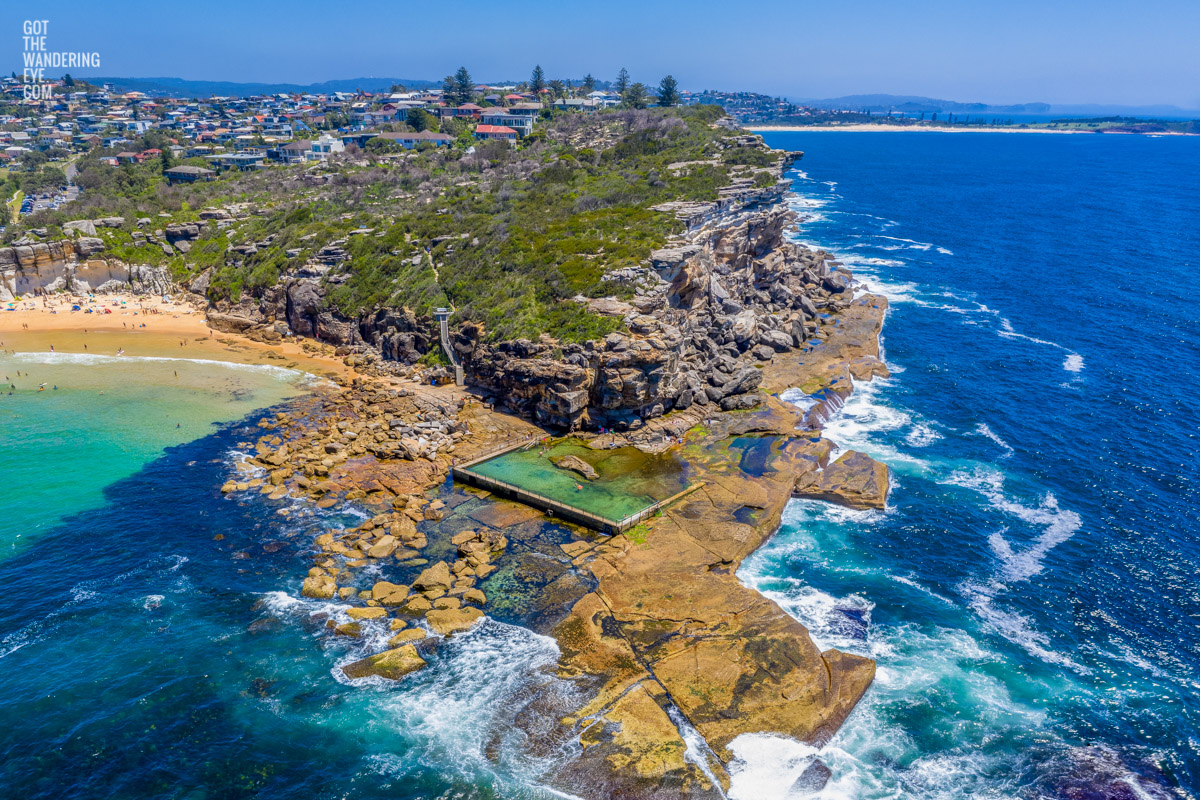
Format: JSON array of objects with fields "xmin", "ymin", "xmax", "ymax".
[
  {"xmin": 74, "ymin": 237, "xmax": 106, "ymax": 257},
  {"xmin": 722, "ymin": 366, "xmax": 763, "ymax": 396},
  {"xmin": 345, "ymin": 606, "xmax": 387, "ymax": 621},
  {"xmin": 301, "ymin": 574, "xmax": 336, "ymax": 599},
  {"xmin": 63, "ymin": 219, "xmax": 96, "ymax": 237},
  {"xmin": 341, "ymin": 645, "xmax": 427, "ymax": 680},
  {"xmin": 789, "ymin": 760, "xmax": 833, "ymax": 796},
  {"xmin": 551, "ymin": 454, "xmax": 598, "ymax": 480},
  {"xmin": 759, "ymin": 328, "xmax": 794, "ymax": 352},
  {"xmin": 793, "ymin": 450, "xmax": 889, "ymax": 509},
  {"xmin": 426, "ymin": 606, "xmax": 484, "ymax": 636},
  {"xmin": 412, "ymin": 561, "xmax": 453, "ymax": 592},
  {"xmin": 371, "ymin": 581, "xmax": 410, "ymax": 606}
]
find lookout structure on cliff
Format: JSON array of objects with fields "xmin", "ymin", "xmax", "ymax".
[{"xmin": 433, "ymin": 307, "xmax": 464, "ymax": 386}]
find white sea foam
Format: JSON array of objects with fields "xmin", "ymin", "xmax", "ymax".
[
  {"xmin": 349, "ymin": 619, "xmax": 580, "ymax": 793},
  {"xmin": 9, "ymin": 350, "xmax": 314, "ymax": 381},
  {"xmin": 905, "ymin": 423, "xmax": 942, "ymax": 447},
  {"xmin": 0, "ymin": 555, "xmax": 188, "ymax": 659},
  {"xmin": 790, "ymin": 196, "xmax": 828, "ymax": 210},
  {"xmin": 936, "ymin": 247, "xmax": 954, "ymax": 255},
  {"xmin": 950, "ymin": 466, "xmax": 1082, "ymax": 583},
  {"xmin": 853, "ymin": 275, "xmax": 921, "ymax": 302},
  {"xmin": 890, "ymin": 575, "xmax": 959, "ymax": 607},
  {"xmin": 779, "ymin": 386, "xmax": 818, "ymax": 412},
  {"xmin": 997, "ymin": 317, "xmax": 1060, "ymax": 348},
  {"xmin": 962, "ymin": 583, "xmax": 1088, "ymax": 673},
  {"xmin": 974, "ymin": 423, "xmax": 1014, "ymax": 458},
  {"xmin": 852, "ymin": 257, "xmax": 905, "ymax": 267},
  {"xmin": 877, "ymin": 235, "xmax": 935, "ymax": 251},
  {"xmin": 818, "ymin": 378, "xmax": 936, "ymax": 476},
  {"xmin": 668, "ymin": 706, "xmax": 728, "ymax": 797},
  {"xmin": 997, "ymin": 319, "xmax": 1086, "ymax": 374},
  {"xmin": 724, "ymin": 605, "xmax": 1046, "ymax": 799},
  {"xmin": 753, "ymin": 578, "xmax": 875, "ymax": 652},
  {"xmin": 726, "ymin": 734, "xmax": 821, "ymax": 800}
]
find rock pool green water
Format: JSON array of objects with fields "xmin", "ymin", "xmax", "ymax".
[{"xmin": 464, "ymin": 439, "xmax": 688, "ymax": 523}]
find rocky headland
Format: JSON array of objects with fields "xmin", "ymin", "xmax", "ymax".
[
  {"xmin": 218, "ymin": 162, "xmax": 891, "ymax": 796},
  {"xmin": 9, "ymin": 123, "xmax": 893, "ymax": 796}
]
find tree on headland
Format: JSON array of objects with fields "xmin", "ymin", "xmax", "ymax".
[
  {"xmin": 160, "ymin": 147, "xmax": 172, "ymax": 174},
  {"xmin": 407, "ymin": 107, "xmax": 438, "ymax": 132},
  {"xmin": 389, "ymin": 83, "xmax": 408, "ymax": 93},
  {"xmin": 548, "ymin": 79, "xmax": 566, "ymax": 100},
  {"xmin": 442, "ymin": 74, "xmax": 456, "ymax": 102},
  {"xmin": 63, "ymin": 73, "xmax": 74, "ymax": 87},
  {"xmin": 582, "ymin": 74, "xmax": 596, "ymax": 93},
  {"xmin": 623, "ymin": 82, "xmax": 649, "ymax": 109},
  {"xmin": 454, "ymin": 66, "xmax": 474, "ymax": 105},
  {"xmin": 615, "ymin": 67, "xmax": 630, "ymax": 96},
  {"xmin": 657, "ymin": 75, "xmax": 679, "ymax": 107},
  {"xmin": 530, "ymin": 65, "xmax": 546, "ymax": 97}
]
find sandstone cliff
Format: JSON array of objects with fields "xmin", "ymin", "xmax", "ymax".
[
  {"xmin": 458, "ymin": 187, "xmax": 851, "ymax": 430},
  {"xmin": 0, "ymin": 238, "xmax": 172, "ymax": 301},
  {"xmin": 206, "ymin": 168, "xmax": 857, "ymax": 434}
]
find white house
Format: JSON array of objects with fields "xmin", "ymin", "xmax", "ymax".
[{"xmin": 310, "ymin": 133, "xmax": 345, "ymax": 160}]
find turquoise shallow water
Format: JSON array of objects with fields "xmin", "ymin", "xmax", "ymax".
[
  {"xmin": 0, "ymin": 359, "xmax": 589, "ymax": 799},
  {"xmin": 0, "ymin": 352, "xmax": 309, "ymax": 556}
]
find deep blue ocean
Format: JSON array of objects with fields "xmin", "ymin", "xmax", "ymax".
[
  {"xmin": 0, "ymin": 131, "xmax": 1197, "ymax": 799},
  {"xmin": 731, "ymin": 130, "xmax": 1200, "ymax": 799}
]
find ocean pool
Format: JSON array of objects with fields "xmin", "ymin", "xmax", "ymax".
[{"xmin": 461, "ymin": 439, "xmax": 689, "ymax": 524}]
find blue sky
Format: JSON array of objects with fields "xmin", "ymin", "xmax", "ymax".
[{"xmin": 6, "ymin": 0, "xmax": 1199, "ymax": 107}]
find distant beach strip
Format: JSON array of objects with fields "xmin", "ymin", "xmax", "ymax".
[{"xmin": 747, "ymin": 124, "xmax": 1196, "ymax": 135}]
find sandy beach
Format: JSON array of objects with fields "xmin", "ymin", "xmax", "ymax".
[{"xmin": 0, "ymin": 291, "xmax": 350, "ymax": 379}]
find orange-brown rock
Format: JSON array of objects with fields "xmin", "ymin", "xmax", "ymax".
[
  {"xmin": 793, "ymin": 449, "xmax": 890, "ymax": 510},
  {"xmin": 426, "ymin": 606, "xmax": 483, "ymax": 635},
  {"xmin": 341, "ymin": 645, "xmax": 426, "ymax": 681},
  {"xmin": 559, "ymin": 397, "xmax": 876, "ymax": 768}
]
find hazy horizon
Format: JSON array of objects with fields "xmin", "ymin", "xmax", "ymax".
[{"xmin": 6, "ymin": 0, "xmax": 1198, "ymax": 108}]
